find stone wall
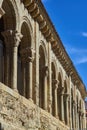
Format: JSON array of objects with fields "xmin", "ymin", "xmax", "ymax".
[{"xmin": 0, "ymin": 82, "xmax": 69, "ymax": 130}]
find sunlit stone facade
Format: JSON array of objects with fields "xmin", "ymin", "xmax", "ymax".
[{"xmin": 0, "ymin": 0, "xmax": 86, "ymax": 130}]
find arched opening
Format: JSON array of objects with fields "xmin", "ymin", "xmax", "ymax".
[
  {"xmin": 51, "ymin": 62, "xmax": 56, "ymax": 116},
  {"xmin": 58, "ymin": 72, "xmax": 62, "ymax": 120},
  {"xmin": 64, "ymin": 80, "xmax": 67, "ymax": 124},
  {"xmin": 17, "ymin": 22, "xmax": 32, "ymax": 99},
  {"xmin": 39, "ymin": 45, "xmax": 45, "ymax": 109},
  {"xmin": 0, "ymin": 0, "xmax": 16, "ymax": 86},
  {"xmin": 2, "ymin": 0, "xmax": 16, "ymax": 30}
]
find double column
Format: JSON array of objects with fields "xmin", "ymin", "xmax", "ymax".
[
  {"xmin": 58, "ymin": 87, "xmax": 65, "ymax": 122},
  {"xmin": 52, "ymin": 79, "xmax": 59, "ymax": 118},
  {"xmin": 43, "ymin": 66, "xmax": 48, "ymax": 110},
  {"xmin": 21, "ymin": 47, "xmax": 34, "ymax": 100},
  {"xmin": 2, "ymin": 30, "xmax": 22, "ymax": 90},
  {"xmin": 64, "ymin": 93, "xmax": 70, "ymax": 125}
]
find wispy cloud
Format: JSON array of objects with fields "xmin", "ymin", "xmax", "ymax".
[
  {"xmin": 76, "ymin": 57, "xmax": 87, "ymax": 64},
  {"xmin": 81, "ymin": 32, "xmax": 87, "ymax": 37},
  {"xmin": 65, "ymin": 44, "xmax": 87, "ymax": 54},
  {"xmin": 64, "ymin": 44, "xmax": 87, "ymax": 65}
]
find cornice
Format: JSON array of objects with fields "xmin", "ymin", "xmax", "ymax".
[{"xmin": 23, "ymin": 0, "xmax": 87, "ymax": 98}]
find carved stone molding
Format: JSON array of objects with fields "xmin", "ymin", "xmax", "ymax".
[
  {"xmin": 52, "ymin": 79, "xmax": 59, "ymax": 90},
  {"xmin": 58, "ymin": 87, "xmax": 65, "ymax": 95},
  {"xmin": 20, "ymin": 47, "xmax": 35, "ymax": 63},
  {"xmin": 2, "ymin": 30, "xmax": 23, "ymax": 47}
]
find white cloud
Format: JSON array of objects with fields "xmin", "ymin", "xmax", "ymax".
[
  {"xmin": 76, "ymin": 57, "xmax": 87, "ymax": 65},
  {"xmin": 64, "ymin": 44, "xmax": 87, "ymax": 65},
  {"xmin": 81, "ymin": 32, "xmax": 87, "ymax": 37},
  {"xmin": 64, "ymin": 44, "xmax": 87, "ymax": 54}
]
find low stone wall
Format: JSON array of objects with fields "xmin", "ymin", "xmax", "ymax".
[{"xmin": 0, "ymin": 82, "xmax": 69, "ymax": 130}]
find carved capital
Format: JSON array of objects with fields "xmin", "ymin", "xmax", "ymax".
[
  {"xmin": 2, "ymin": 30, "xmax": 23, "ymax": 47},
  {"xmin": 58, "ymin": 87, "xmax": 65, "ymax": 95},
  {"xmin": 64, "ymin": 93, "xmax": 70, "ymax": 100},
  {"xmin": 52, "ymin": 79, "xmax": 58, "ymax": 90},
  {"xmin": 20, "ymin": 47, "xmax": 35, "ymax": 63},
  {"xmin": 42, "ymin": 66, "xmax": 49, "ymax": 76}
]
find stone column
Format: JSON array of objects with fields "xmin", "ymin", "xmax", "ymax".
[
  {"xmin": 73, "ymin": 100, "xmax": 76, "ymax": 130},
  {"xmin": 48, "ymin": 42, "xmax": 52, "ymax": 113},
  {"xmin": 60, "ymin": 87, "xmax": 65, "ymax": 122},
  {"xmin": 21, "ymin": 62, "xmax": 26, "ymax": 96},
  {"xmin": 26, "ymin": 60, "xmax": 33, "ymax": 100},
  {"xmin": 11, "ymin": 31, "xmax": 22, "ymax": 91},
  {"xmin": 4, "ymin": 46, "xmax": 11, "ymax": 86},
  {"xmin": 80, "ymin": 111, "xmax": 83, "ymax": 130},
  {"xmin": 53, "ymin": 79, "xmax": 58, "ymax": 118},
  {"xmin": 34, "ymin": 22, "xmax": 39, "ymax": 106},
  {"xmin": 11, "ymin": 45, "xmax": 18, "ymax": 90},
  {"xmin": 43, "ymin": 66, "xmax": 48, "ymax": 110},
  {"xmin": 21, "ymin": 47, "xmax": 34, "ymax": 100},
  {"xmin": 75, "ymin": 102, "xmax": 78, "ymax": 130},
  {"xmin": 68, "ymin": 76, "xmax": 72, "ymax": 129},
  {"xmin": 2, "ymin": 30, "xmax": 22, "ymax": 90},
  {"xmin": 65, "ymin": 93, "xmax": 69, "ymax": 125},
  {"xmin": 77, "ymin": 103, "xmax": 80, "ymax": 130}
]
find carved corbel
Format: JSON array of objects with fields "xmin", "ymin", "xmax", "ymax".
[
  {"xmin": 42, "ymin": 66, "xmax": 49, "ymax": 76},
  {"xmin": 2, "ymin": 30, "xmax": 23, "ymax": 47},
  {"xmin": 52, "ymin": 79, "xmax": 59, "ymax": 90},
  {"xmin": 20, "ymin": 47, "xmax": 35, "ymax": 63}
]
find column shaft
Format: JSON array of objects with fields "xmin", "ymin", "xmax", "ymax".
[
  {"xmin": 22, "ymin": 62, "xmax": 26, "ymax": 96},
  {"xmin": 26, "ymin": 61, "xmax": 33, "ymax": 100},
  {"xmin": 4, "ymin": 47, "xmax": 10, "ymax": 86},
  {"xmin": 44, "ymin": 75, "xmax": 48, "ymax": 110},
  {"xmin": 66, "ymin": 96, "xmax": 69, "ymax": 125},
  {"xmin": 11, "ymin": 46, "xmax": 18, "ymax": 90},
  {"xmin": 61, "ymin": 94, "xmax": 64, "ymax": 121},
  {"xmin": 54, "ymin": 88, "xmax": 58, "ymax": 117},
  {"xmin": 48, "ymin": 42, "xmax": 52, "ymax": 113}
]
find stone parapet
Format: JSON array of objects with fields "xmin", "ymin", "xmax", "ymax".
[{"xmin": 0, "ymin": 82, "xmax": 69, "ymax": 130}]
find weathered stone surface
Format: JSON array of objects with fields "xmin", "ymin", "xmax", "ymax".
[{"xmin": 0, "ymin": 83, "xmax": 69, "ymax": 130}]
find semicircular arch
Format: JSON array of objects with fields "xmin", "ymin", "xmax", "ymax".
[
  {"xmin": 39, "ymin": 41, "xmax": 48, "ymax": 65},
  {"xmin": 51, "ymin": 59, "xmax": 58, "ymax": 78},
  {"xmin": 2, "ymin": 0, "xmax": 19, "ymax": 30}
]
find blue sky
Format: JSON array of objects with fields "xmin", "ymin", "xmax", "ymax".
[{"xmin": 42, "ymin": 0, "xmax": 87, "ymax": 90}]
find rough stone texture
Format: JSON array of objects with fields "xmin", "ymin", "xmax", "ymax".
[{"xmin": 0, "ymin": 83, "xmax": 69, "ymax": 130}]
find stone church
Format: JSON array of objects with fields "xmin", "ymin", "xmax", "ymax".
[{"xmin": 0, "ymin": 0, "xmax": 86, "ymax": 130}]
